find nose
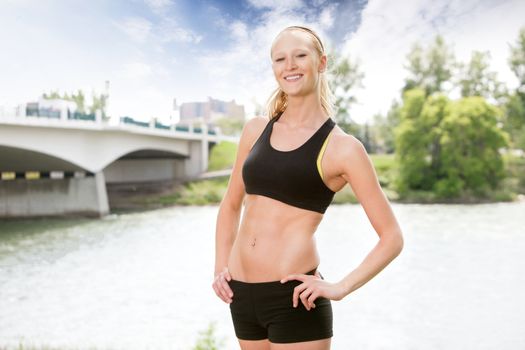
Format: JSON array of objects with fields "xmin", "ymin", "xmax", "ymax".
[{"xmin": 285, "ymin": 56, "xmax": 297, "ymax": 70}]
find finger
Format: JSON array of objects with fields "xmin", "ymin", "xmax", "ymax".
[
  {"xmin": 213, "ymin": 282, "xmax": 229, "ymax": 303},
  {"xmin": 307, "ymin": 291, "xmax": 319, "ymax": 308},
  {"xmin": 300, "ymin": 288, "xmax": 313, "ymax": 310},
  {"xmin": 222, "ymin": 278, "xmax": 234, "ymax": 298},
  {"xmin": 212, "ymin": 283, "xmax": 220, "ymax": 298},
  {"xmin": 281, "ymin": 274, "xmax": 306, "ymax": 284},
  {"xmin": 223, "ymin": 267, "xmax": 232, "ymax": 282},
  {"xmin": 293, "ymin": 283, "xmax": 308, "ymax": 308},
  {"xmin": 217, "ymin": 278, "xmax": 232, "ymax": 303}
]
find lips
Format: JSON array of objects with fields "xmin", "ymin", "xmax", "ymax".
[{"xmin": 284, "ymin": 74, "xmax": 303, "ymax": 82}]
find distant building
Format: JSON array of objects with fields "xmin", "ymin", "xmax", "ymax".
[{"xmin": 178, "ymin": 97, "xmax": 245, "ymax": 126}]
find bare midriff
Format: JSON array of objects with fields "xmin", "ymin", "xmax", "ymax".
[{"xmin": 228, "ymin": 194, "xmax": 324, "ymax": 282}]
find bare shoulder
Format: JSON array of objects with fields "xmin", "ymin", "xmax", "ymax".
[
  {"xmin": 330, "ymin": 125, "xmax": 368, "ymax": 163},
  {"xmin": 240, "ymin": 116, "xmax": 271, "ymax": 149}
]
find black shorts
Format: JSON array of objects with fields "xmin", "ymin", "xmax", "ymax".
[{"xmin": 228, "ymin": 269, "xmax": 333, "ymax": 343}]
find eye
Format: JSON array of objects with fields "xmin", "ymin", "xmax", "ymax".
[
  {"xmin": 297, "ymin": 53, "xmax": 307, "ymax": 58},
  {"xmin": 275, "ymin": 57, "xmax": 284, "ymax": 62}
]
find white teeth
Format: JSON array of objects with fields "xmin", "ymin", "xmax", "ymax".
[{"xmin": 285, "ymin": 75, "xmax": 302, "ymax": 81}]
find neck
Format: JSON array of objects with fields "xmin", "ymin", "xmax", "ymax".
[{"xmin": 282, "ymin": 92, "xmax": 326, "ymax": 127}]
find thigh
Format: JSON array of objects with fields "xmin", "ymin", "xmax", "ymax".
[
  {"xmin": 270, "ymin": 338, "xmax": 331, "ymax": 350},
  {"xmin": 239, "ymin": 338, "xmax": 271, "ymax": 350}
]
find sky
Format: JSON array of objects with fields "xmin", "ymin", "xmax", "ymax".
[{"xmin": 1, "ymin": 0, "xmax": 524, "ymax": 124}]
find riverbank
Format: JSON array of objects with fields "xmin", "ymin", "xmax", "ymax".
[{"xmin": 110, "ymin": 150, "xmax": 524, "ymax": 211}]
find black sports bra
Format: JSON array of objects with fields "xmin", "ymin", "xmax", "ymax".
[{"xmin": 242, "ymin": 112, "xmax": 336, "ymax": 214}]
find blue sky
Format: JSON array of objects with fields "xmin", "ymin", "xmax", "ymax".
[{"xmin": 1, "ymin": 0, "xmax": 524, "ymax": 123}]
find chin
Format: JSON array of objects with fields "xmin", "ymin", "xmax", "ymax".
[{"xmin": 282, "ymin": 89, "xmax": 310, "ymax": 98}]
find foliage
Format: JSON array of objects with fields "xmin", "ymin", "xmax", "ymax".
[
  {"xmin": 208, "ymin": 141, "xmax": 238, "ymax": 171},
  {"xmin": 503, "ymin": 92, "xmax": 525, "ymax": 149},
  {"xmin": 509, "ymin": 27, "xmax": 525, "ymax": 91},
  {"xmin": 403, "ymin": 35, "xmax": 455, "ymax": 96},
  {"xmin": 504, "ymin": 27, "xmax": 525, "ymax": 150},
  {"xmin": 395, "ymin": 89, "xmax": 509, "ymax": 198},
  {"xmin": 436, "ymin": 97, "xmax": 508, "ymax": 197},
  {"xmin": 394, "ymin": 88, "xmax": 429, "ymax": 193},
  {"xmin": 89, "ymin": 91, "xmax": 108, "ymax": 119},
  {"xmin": 214, "ymin": 117, "xmax": 244, "ymax": 136},
  {"xmin": 174, "ymin": 179, "xmax": 228, "ymax": 205},
  {"xmin": 373, "ymin": 100, "xmax": 401, "ymax": 153},
  {"xmin": 457, "ymin": 50, "xmax": 506, "ymax": 102},
  {"xmin": 42, "ymin": 89, "xmax": 106, "ymax": 117},
  {"xmin": 192, "ymin": 322, "xmax": 224, "ymax": 350}
]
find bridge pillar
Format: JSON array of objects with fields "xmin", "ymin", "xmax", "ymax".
[
  {"xmin": 201, "ymin": 123, "xmax": 209, "ymax": 173},
  {"xmin": 0, "ymin": 171, "xmax": 109, "ymax": 218}
]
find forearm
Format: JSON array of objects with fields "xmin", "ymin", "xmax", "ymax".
[
  {"xmin": 214, "ymin": 202, "xmax": 242, "ymax": 275},
  {"xmin": 339, "ymin": 231, "xmax": 403, "ymax": 298}
]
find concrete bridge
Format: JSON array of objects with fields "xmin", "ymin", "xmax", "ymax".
[{"xmin": 0, "ymin": 115, "xmax": 237, "ymax": 218}]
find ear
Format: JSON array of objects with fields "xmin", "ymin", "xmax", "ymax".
[{"xmin": 318, "ymin": 54, "xmax": 327, "ymax": 73}]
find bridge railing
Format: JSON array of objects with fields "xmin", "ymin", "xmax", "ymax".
[
  {"xmin": 0, "ymin": 107, "xmax": 220, "ymax": 136},
  {"xmin": 119, "ymin": 116, "xmax": 218, "ymax": 135}
]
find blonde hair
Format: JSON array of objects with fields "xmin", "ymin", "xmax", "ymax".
[{"xmin": 266, "ymin": 26, "xmax": 334, "ymax": 119}]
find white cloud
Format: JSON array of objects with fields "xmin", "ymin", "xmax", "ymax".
[
  {"xmin": 113, "ymin": 17, "xmax": 152, "ymax": 43},
  {"xmin": 120, "ymin": 63, "xmax": 153, "ymax": 80},
  {"xmin": 341, "ymin": 0, "xmax": 525, "ymax": 124},
  {"xmin": 231, "ymin": 21, "xmax": 249, "ymax": 41},
  {"xmin": 158, "ymin": 18, "xmax": 203, "ymax": 44},
  {"xmin": 144, "ymin": 0, "xmax": 173, "ymax": 11},
  {"xmin": 319, "ymin": 4, "xmax": 337, "ymax": 30}
]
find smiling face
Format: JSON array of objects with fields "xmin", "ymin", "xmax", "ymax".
[{"xmin": 270, "ymin": 29, "xmax": 327, "ymax": 98}]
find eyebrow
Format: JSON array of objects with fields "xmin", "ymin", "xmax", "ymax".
[{"xmin": 272, "ymin": 48, "xmax": 310, "ymax": 57}]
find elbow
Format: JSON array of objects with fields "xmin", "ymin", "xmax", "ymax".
[
  {"xmin": 393, "ymin": 230, "xmax": 404, "ymax": 257},
  {"xmin": 382, "ymin": 229, "xmax": 404, "ymax": 257}
]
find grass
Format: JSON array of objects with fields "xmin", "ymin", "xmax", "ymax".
[{"xmin": 207, "ymin": 141, "xmax": 237, "ymax": 172}]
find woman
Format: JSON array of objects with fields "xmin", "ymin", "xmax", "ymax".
[{"xmin": 213, "ymin": 25, "xmax": 404, "ymax": 349}]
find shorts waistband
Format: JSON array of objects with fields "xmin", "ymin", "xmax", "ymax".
[{"xmin": 229, "ymin": 268, "xmax": 317, "ymax": 287}]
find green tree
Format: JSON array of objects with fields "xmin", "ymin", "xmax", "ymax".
[
  {"xmin": 42, "ymin": 90, "xmax": 62, "ymax": 99},
  {"xmin": 505, "ymin": 27, "xmax": 525, "ymax": 149},
  {"xmin": 403, "ymin": 35, "xmax": 455, "ymax": 96},
  {"xmin": 395, "ymin": 89, "xmax": 509, "ymax": 198},
  {"xmin": 457, "ymin": 51, "xmax": 506, "ymax": 102},
  {"xmin": 70, "ymin": 90, "xmax": 86, "ymax": 113},
  {"xmin": 373, "ymin": 100, "xmax": 401, "ymax": 153},
  {"xmin": 394, "ymin": 88, "xmax": 428, "ymax": 193},
  {"xmin": 436, "ymin": 97, "xmax": 508, "ymax": 197},
  {"xmin": 42, "ymin": 89, "xmax": 88, "ymax": 114},
  {"xmin": 504, "ymin": 93, "xmax": 525, "ymax": 149},
  {"xmin": 509, "ymin": 27, "xmax": 525, "ymax": 91},
  {"xmin": 214, "ymin": 116, "xmax": 244, "ymax": 136},
  {"xmin": 90, "ymin": 91, "xmax": 108, "ymax": 119}
]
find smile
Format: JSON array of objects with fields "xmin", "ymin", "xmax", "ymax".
[{"xmin": 284, "ymin": 74, "xmax": 303, "ymax": 82}]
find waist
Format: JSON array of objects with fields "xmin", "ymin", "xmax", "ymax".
[
  {"xmin": 228, "ymin": 230, "xmax": 320, "ymax": 282},
  {"xmin": 229, "ymin": 268, "xmax": 318, "ymax": 286}
]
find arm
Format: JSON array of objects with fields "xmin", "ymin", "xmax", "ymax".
[
  {"xmin": 282, "ymin": 135, "xmax": 404, "ymax": 309},
  {"xmin": 336, "ymin": 136, "xmax": 404, "ymax": 297},
  {"xmin": 212, "ymin": 116, "xmax": 267, "ymax": 303}
]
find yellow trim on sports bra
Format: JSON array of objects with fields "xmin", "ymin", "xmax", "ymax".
[{"xmin": 316, "ymin": 132, "xmax": 332, "ymax": 180}]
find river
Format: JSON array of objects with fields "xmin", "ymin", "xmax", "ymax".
[{"xmin": 1, "ymin": 201, "xmax": 524, "ymax": 350}]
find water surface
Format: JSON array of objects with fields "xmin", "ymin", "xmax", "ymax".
[{"xmin": 1, "ymin": 201, "xmax": 524, "ymax": 349}]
